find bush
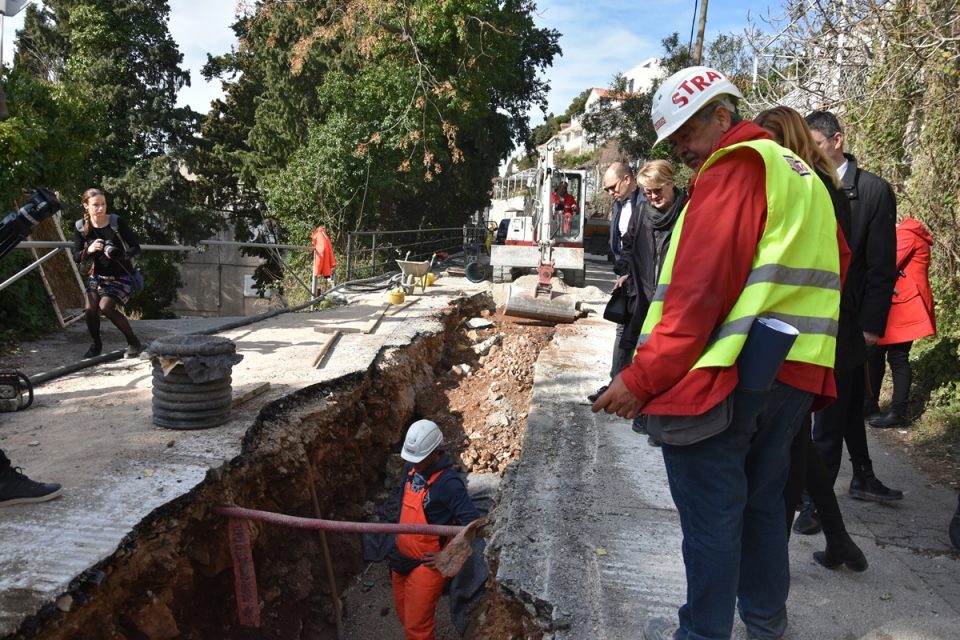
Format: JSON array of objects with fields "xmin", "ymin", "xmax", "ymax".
[{"xmin": 0, "ymin": 252, "xmax": 58, "ymax": 352}]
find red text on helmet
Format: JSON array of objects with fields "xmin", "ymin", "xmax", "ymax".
[{"xmin": 671, "ymin": 70, "xmax": 724, "ymax": 108}]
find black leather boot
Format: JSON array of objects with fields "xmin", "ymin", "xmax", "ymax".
[
  {"xmin": 869, "ymin": 411, "xmax": 906, "ymax": 429},
  {"xmin": 814, "ymin": 532, "xmax": 868, "ymax": 572}
]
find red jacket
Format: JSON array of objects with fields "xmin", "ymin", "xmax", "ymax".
[
  {"xmin": 878, "ymin": 217, "xmax": 935, "ymax": 344},
  {"xmin": 620, "ymin": 121, "xmax": 849, "ymax": 414}
]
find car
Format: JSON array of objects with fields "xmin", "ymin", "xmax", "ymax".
[{"xmin": 494, "ymin": 218, "xmax": 511, "ymax": 245}]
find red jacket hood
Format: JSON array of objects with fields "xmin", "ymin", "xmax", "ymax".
[{"xmin": 898, "ymin": 217, "xmax": 934, "ymax": 247}]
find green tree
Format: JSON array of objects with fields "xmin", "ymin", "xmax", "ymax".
[
  {"xmin": 12, "ymin": 0, "xmax": 213, "ymax": 317},
  {"xmin": 0, "ymin": 68, "xmax": 98, "ymax": 207},
  {"xmin": 199, "ymin": 0, "xmax": 560, "ymax": 289}
]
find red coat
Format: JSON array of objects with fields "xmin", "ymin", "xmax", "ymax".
[{"xmin": 878, "ymin": 217, "xmax": 936, "ymax": 344}]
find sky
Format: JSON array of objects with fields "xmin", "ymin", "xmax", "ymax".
[{"xmin": 1, "ymin": 0, "xmax": 782, "ymax": 118}]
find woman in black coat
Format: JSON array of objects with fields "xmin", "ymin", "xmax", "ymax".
[{"xmin": 755, "ymin": 106, "xmax": 867, "ymax": 572}]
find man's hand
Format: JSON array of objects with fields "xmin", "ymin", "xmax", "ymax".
[
  {"xmin": 421, "ymin": 552, "xmax": 439, "ymax": 569},
  {"xmin": 863, "ymin": 331, "xmax": 880, "ymax": 346},
  {"xmin": 591, "ymin": 374, "xmax": 645, "ymax": 419}
]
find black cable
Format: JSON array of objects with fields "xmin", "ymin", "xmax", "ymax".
[{"xmin": 689, "ymin": 0, "xmax": 699, "ymax": 53}]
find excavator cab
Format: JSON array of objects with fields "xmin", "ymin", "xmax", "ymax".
[{"xmin": 498, "ymin": 146, "xmax": 585, "ymax": 323}]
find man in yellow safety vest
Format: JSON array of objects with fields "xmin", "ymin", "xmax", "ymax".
[{"xmin": 593, "ymin": 66, "xmax": 849, "ymax": 640}]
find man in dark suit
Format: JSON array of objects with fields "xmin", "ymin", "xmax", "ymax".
[
  {"xmin": 802, "ymin": 111, "xmax": 902, "ymax": 519},
  {"xmin": 601, "ymin": 162, "xmax": 643, "ymax": 380}
]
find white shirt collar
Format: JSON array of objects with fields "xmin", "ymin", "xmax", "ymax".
[{"xmin": 837, "ymin": 158, "xmax": 849, "ymax": 180}]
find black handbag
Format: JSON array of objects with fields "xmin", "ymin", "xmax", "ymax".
[{"xmin": 603, "ymin": 287, "xmax": 628, "ymax": 324}]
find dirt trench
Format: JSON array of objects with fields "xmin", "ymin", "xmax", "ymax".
[{"xmin": 11, "ymin": 292, "xmax": 553, "ymax": 640}]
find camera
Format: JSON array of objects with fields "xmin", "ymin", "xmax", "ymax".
[
  {"xmin": 103, "ymin": 240, "xmax": 122, "ymax": 259},
  {"xmin": 0, "ymin": 188, "xmax": 63, "ymax": 260}
]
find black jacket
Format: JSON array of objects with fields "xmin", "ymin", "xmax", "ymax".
[
  {"xmin": 840, "ymin": 153, "xmax": 897, "ymax": 338},
  {"xmin": 819, "ymin": 169, "xmax": 862, "ymax": 371},
  {"xmin": 618, "ymin": 187, "xmax": 687, "ymax": 353},
  {"xmin": 609, "ymin": 187, "xmax": 643, "ymax": 261}
]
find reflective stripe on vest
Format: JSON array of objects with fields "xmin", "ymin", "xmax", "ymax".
[
  {"xmin": 396, "ymin": 468, "xmax": 446, "ymax": 559},
  {"xmin": 639, "ymin": 139, "xmax": 840, "ymax": 370}
]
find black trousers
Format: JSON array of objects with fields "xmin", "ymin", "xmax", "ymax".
[
  {"xmin": 0, "ymin": 448, "xmax": 9, "ymax": 472},
  {"xmin": 784, "ymin": 416, "xmax": 848, "ymax": 535},
  {"xmin": 812, "ymin": 364, "xmax": 872, "ymax": 485},
  {"xmin": 611, "ymin": 323, "xmax": 633, "ymax": 378},
  {"xmin": 866, "ymin": 342, "xmax": 913, "ymax": 417}
]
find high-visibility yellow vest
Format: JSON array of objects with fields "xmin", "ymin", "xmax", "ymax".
[{"xmin": 639, "ymin": 139, "xmax": 840, "ymax": 370}]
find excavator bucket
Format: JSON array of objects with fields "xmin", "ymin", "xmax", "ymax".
[{"xmin": 503, "ymin": 283, "xmax": 579, "ymax": 324}]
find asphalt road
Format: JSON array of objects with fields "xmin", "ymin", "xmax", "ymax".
[{"xmin": 496, "ymin": 288, "xmax": 960, "ymax": 640}]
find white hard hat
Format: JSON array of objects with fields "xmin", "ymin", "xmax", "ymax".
[
  {"xmin": 650, "ymin": 66, "xmax": 744, "ymax": 147},
  {"xmin": 401, "ymin": 419, "xmax": 443, "ymax": 463}
]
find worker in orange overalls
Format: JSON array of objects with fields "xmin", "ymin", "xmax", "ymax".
[{"xmin": 390, "ymin": 419, "xmax": 480, "ymax": 640}]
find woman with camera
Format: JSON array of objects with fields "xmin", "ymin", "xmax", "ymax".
[{"xmin": 72, "ymin": 188, "xmax": 142, "ymax": 359}]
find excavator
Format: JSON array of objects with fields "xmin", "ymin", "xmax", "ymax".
[{"xmin": 492, "ymin": 144, "xmax": 586, "ymax": 323}]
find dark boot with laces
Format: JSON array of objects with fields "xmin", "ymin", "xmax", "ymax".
[
  {"xmin": 793, "ymin": 500, "xmax": 822, "ymax": 535},
  {"xmin": 0, "ymin": 465, "xmax": 62, "ymax": 507},
  {"xmin": 849, "ymin": 462, "xmax": 903, "ymax": 502}
]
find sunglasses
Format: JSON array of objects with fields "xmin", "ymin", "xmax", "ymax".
[{"xmin": 603, "ymin": 176, "xmax": 623, "ymax": 194}]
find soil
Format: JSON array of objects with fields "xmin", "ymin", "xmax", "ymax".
[
  {"xmin": 0, "ymin": 278, "xmax": 581, "ymax": 639},
  {"xmin": 337, "ymin": 303, "xmax": 559, "ymax": 640}
]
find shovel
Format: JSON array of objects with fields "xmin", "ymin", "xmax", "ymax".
[{"xmin": 213, "ymin": 504, "xmax": 486, "ymax": 577}]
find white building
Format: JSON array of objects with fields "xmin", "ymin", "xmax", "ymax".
[{"xmin": 541, "ymin": 57, "xmax": 665, "ymax": 158}]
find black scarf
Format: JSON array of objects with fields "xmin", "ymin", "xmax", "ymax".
[{"xmin": 647, "ymin": 187, "xmax": 686, "ymax": 231}]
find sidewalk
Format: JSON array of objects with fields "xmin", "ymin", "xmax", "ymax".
[{"xmin": 495, "ymin": 319, "xmax": 960, "ymax": 639}]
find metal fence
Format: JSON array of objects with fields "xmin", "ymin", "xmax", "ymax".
[
  {"xmin": 344, "ymin": 225, "xmax": 486, "ymax": 281},
  {"xmin": 7, "ymin": 225, "xmax": 490, "ymax": 296}
]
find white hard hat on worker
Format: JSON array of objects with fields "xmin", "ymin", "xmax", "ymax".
[
  {"xmin": 651, "ymin": 66, "xmax": 743, "ymax": 143},
  {"xmin": 401, "ymin": 419, "xmax": 443, "ymax": 463}
]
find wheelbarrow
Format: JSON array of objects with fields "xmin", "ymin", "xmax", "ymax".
[{"xmin": 396, "ymin": 255, "xmax": 435, "ymax": 294}]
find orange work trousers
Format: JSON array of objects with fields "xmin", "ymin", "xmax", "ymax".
[{"xmin": 391, "ymin": 564, "xmax": 446, "ymax": 640}]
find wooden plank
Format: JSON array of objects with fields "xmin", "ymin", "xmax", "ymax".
[
  {"xmin": 386, "ymin": 298, "xmax": 418, "ymax": 317},
  {"xmin": 232, "ymin": 382, "xmax": 271, "ymax": 408},
  {"xmin": 313, "ymin": 325, "xmax": 363, "ymax": 334},
  {"xmin": 312, "ymin": 330, "xmax": 341, "ymax": 368},
  {"xmin": 362, "ymin": 303, "xmax": 392, "ymax": 334}
]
